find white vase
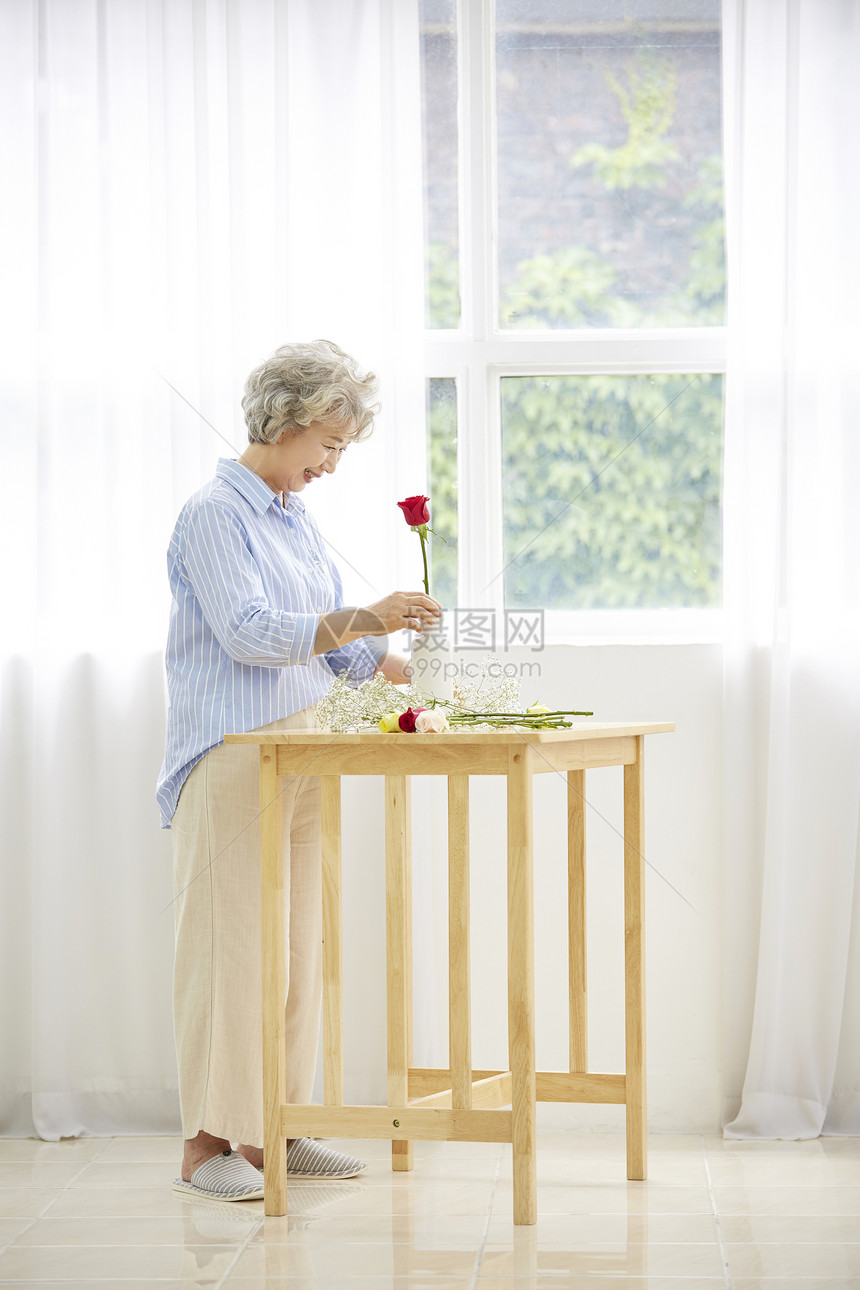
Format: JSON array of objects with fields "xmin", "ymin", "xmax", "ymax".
[{"xmin": 410, "ymin": 619, "xmax": 455, "ymax": 703}]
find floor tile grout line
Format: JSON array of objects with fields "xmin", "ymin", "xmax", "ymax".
[
  {"xmin": 4, "ymin": 1133, "xmax": 860, "ymax": 1280},
  {"xmin": 0, "ymin": 1138, "xmax": 120, "ymax": 1264},
  {"xmin": 7, "ymin": 1134, "xmax": 119, "ymax": 1234},
  {"xmin": 469, "ymin": 1142, "xmax": 502, "ymax": 1289},
  {"xmin": 210, "ymin": 1213, "xmax": 265, "ymax": 1289},
  {"xmin": 702, "ymin": 1131, "xmax": 733, "ymax": 1289},
  {"xmin": 0, "ymin": 1207, "xmax": 47, "ymax": 1258}
]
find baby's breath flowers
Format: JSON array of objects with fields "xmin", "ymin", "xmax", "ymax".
[
  {"xmin": 315, "ymin": 656, "xmax": 592, "ymax": 735},
  {"xmin": 440, "ymin": 659, "xmax": 591, "ymax": 730},
  {"xmin": 316, "ymin": 670, "xmax": 427, "ymax": 734},
  {"xmin": 451, "ymin": 655, "xmax": 520, "ymax": 718}
]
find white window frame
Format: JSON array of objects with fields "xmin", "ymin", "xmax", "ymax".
[{"xmin": 424, "ymin": 0, "xmax": 727, "ymax": 645}]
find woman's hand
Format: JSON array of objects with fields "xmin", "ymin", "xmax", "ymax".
[
  {"xmin": 313, "ymin": 591, "xmax": 441, "ymax": 656},
  {"xmin": 363, "ymin": 591, "xmax": 441, "ymax": 635},
  {"xmin": 374, "ymin": 652, "xmax": 413, "ymax": 686}
]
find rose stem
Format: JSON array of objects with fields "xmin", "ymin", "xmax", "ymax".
[{"xmin": 418, "ymin": 526, "xmax": 429, "ymax": 596}]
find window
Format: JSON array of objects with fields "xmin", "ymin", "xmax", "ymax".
[{"xmin": 420, "ymin": 0, "xmax": 725, "ymax": 642}]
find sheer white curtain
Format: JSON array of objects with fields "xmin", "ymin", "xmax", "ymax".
[
  {"xmin": 0, "ymin": 0, "xmax": 424, "ymax": 1138},
  {"xmin": 721, "ymin": 0, "xmax": 860, "ymax": 1137}
]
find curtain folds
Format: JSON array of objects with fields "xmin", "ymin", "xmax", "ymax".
[
  {"xmin": 721, "ymin": 0, "xmax": 860, "ymax": 1138},
  {"xmin": 0, "ymin": 0, "xmax": 423, "ymax": 1138}
]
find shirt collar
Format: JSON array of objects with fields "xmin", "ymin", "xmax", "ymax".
[{"xmin": 216, "ymin": 458, "xmax": 306, "ymax": 517}]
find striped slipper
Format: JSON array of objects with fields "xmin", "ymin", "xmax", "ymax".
[
  {"xmin": 172, "ymin": 1149, "xmax": 265, "ymax": 1202},
  {"xmin": 286, "ymin": 1138, "xmax": 366, "ymax": 1181}
]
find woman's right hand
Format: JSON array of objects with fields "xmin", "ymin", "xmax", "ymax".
[
  {"xmin": 313, "ymin": 592, "xmax": 442, "ymax": 657},
  {"xmin": 363, "ymin": 591, "xmax": 442, "ymax": 635}
]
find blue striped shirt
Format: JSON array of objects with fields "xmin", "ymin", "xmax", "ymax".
[{"xmin": 156, "ymin": 458, "xmax": 382, "ymax": 827}]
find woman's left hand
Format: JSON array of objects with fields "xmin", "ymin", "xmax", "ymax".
[{"xmin": 375, "ymin": 652, "xmax": 412, "ymax": 686}]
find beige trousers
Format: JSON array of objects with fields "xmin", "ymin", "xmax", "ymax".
[{"xmin": 171, "ymin": 707, "xmax": 321, "ymax": 1147}]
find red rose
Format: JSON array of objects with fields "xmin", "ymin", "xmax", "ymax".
[
  {"xmin": 397, "ymin": 495, "xmax": 430, "ymax": 527},
  {"xmin": 397, "ymin": 706, "xmax": 426, "ymax": 732}
]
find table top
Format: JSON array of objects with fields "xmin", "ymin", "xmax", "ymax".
[{"xmin": 225, "ymin": 720, "xmax": 675, "ymax": 746}]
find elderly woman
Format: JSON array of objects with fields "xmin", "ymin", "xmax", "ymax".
[{"xmin": 157, "ymin": 340, "xmax": 440, "ymax": 1201}]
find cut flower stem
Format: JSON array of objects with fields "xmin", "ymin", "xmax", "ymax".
[{"xmin": 430, "ymin": 702, "xmax": 594, "ymax": 729}]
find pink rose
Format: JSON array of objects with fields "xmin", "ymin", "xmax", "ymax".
[{"xmin": 415, "ymin": 710, "xmax": 450, "ymax": 734}]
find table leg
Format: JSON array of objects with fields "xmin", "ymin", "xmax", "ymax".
[
  {"xmin": 321, "ymin": 776, "xmax": 343, "ymax": 1106},
  {"xmin": 507, "ymin": 748, "xmax": 536, "ymax": 1225},
  {"xmin": 624, "ymin": 736, "xmax": 647, "ymax": 1181},
  {"xmin": 448, "ymin": 775, "xmax": 471, "ymax": 1110},
  {"xmin": 568, "ymin": 769, "xmax": 587, "ymax": 1073},
  {"xmin": 260, "ymin": 748, "xmax": 287, "ymax": 1216},
  {"xmin": 385, "ymin": 775, "xmax": 413, "ymax": 1171}
]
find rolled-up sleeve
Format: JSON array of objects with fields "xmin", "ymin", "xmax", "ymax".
[
  {"xmin": 325, "ymin": 637, "xmax": 385, "ymax": 683},
  {"xmin": 180, "ymin": 502, "xmax": 319, "ymax": 667}
]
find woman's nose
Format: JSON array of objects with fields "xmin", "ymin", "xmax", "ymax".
[{"xmin": 321, "ymin": 450, "xmax": 339, "ymax": 474}]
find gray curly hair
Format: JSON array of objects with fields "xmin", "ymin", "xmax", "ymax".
[{"xmin": 242, "ymin": 339, "xmax": 379, "ymax": 444}]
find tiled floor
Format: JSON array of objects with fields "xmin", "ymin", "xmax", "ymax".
[{"xmin": 0, "ymin": 1131, "xmax": 858, "ymax": 1287}]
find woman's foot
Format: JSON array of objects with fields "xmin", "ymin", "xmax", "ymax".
[
  {"xmin": 237, "ymin": 1142, "xmax": 264, "ymax": 1170},
  {"xmin": 182, "ymin": 1129, "xmax": 231, "ymax": 1183},
  {"xmin": 238, "ymin": 1139, "xmax": 366, "ymax": 1180},
  {"xmin": 237, "ymin": 1140, "xmax": 297, "ymax": 1171},
  {"xmin": 283, "ymin": 1139, "xmax": 367, "ymax": 1180}
]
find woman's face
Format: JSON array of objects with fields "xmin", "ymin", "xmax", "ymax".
[{"xmin": 274, "ymin": 421, "xmax": 352, "ymax": 494}]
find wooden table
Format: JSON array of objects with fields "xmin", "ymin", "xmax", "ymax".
[{"xmin": 225, "ymin": 721, "xmax": 674, "ymax": 1224}]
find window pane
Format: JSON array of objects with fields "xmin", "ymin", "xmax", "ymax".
[
  {"xmin": 496, "ymin": 2, "xmax": 725, "ymax": 329},
  {"xmin": 420, "ymin": 0, "xmax": 460, "ymax": 328},
  {"xmin": 501, "ymin": 373, "xmax": 723, "ymax": 608},
  {"xmin": 426, "ymin": 377, "xmax": 458, "ymax": 606}
]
